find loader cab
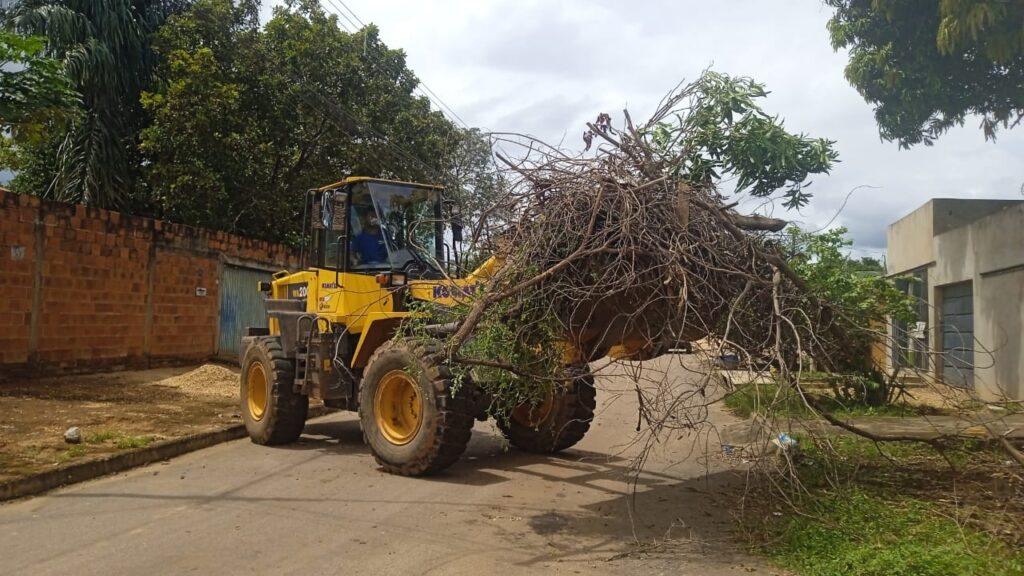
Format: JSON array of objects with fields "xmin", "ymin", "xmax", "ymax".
[{"xmin": 310, "ymin": 178, "xmax": 446, "ymax": 280}]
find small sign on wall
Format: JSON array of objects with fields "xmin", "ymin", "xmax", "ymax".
[
  {"xmin": 10, "ymin": 245, "xmax": 25, "ymax": 261},
  {"xmin": 195, "ymin": 287, "xmax": 207, "ymax": 297},
  {"xmin": 910, "ymin": 321, "xmax": 927, "ymax": 339}
]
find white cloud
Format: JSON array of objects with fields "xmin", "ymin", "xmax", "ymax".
[{"xmin": 273, "ymin": 0, "xmax": 1024, "ymax": 251}]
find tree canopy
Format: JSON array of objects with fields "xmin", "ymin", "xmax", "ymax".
[
  {"xmin": 785, "ymin": 226, "xmax": 915, "ymax": 376},
  {"xmin": 2, "ymin": 1, "xmax": 838, "ymax": 244},
  {"xmin": 136, "ymin": 0, "xmax": 466, "ymax": 241},
  {"xmin": 0, "ymin": 31, "xmax": 78, "ymax": 136},
  {"xmin": 7, "ymin": 0, "xmax": 194, "ymax": 204},
  {"xmin": 2, "ymin": 0, "xmax": 485, "ymax": 243},
  {"xmin": 0, "ymin": 30, "xmax": 79, "ymax": 173},
  {"xmin": 651, "ymin": 72, "xmax": 838, "ymax": 209},
  {"xmin": 827, "ymin": 0, "xmax": 1024, "ymax": 147}
]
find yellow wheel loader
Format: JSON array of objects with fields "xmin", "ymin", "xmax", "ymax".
[{"xmin": 239, "ymin": 177, "xmax": 636, "ymax": 476}]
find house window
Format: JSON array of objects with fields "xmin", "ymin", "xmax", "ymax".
[{"xmin": 892, "ymin": 268, "xmax": 928, "ymax": 370}]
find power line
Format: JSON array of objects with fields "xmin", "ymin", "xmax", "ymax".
[
  {"xmin": 259, "ymin": 1, "xmax": 454, "ymax": 180},
  {"xmin": 312, "ymin": 0, "xmax": 480, "ymax": 187},
  {"xmin": 323, "ymin": 0, "xmax": 358, "ymax": 32},
  {"xmin": 333, "ymin": 0, "xmax": 366, "ymax": 28},
  {"xmin": 315, "ymin": 0, "xmax": 470, "ymax": 131},
  {"xmin": 290, "ymin": 1, "xmax": 505, "ymax": 188},
  {"xmin": 308, "ymin": 88, "xmax": 441, "ymax": 176},
  {"xmin": 316, "ymin": 3, "xmax": 512, "ymax": 164},
  {"xmin": 294, "ymin": 83, "xmax": 439, "ymax": 178},
  {"xmin": 279, "ymin": 45, "xmax": 442, "ymax": 178},
  {"xmin": 419, "ymin": 82, "xmax": 470, "ymax": 129}
]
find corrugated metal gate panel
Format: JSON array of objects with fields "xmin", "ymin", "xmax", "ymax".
[
  {"xmin": 941, "ymin": 282, "xmax": 974, "ymax": 388},
  {"xmin": 219, "ymin": 266, "xmax": 271, "ymax": 357}
]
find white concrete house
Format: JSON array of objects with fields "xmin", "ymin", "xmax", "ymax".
[{"xmin": 886, "ymin": 199, "xmax": 1024, "ymax": 401}]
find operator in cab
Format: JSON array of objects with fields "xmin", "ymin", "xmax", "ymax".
[{"xmin": 353, "ymin": 208, "xmax": 388, "ymax": 266}]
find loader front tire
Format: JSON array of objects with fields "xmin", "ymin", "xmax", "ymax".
[
  {"xmin": 359, "ymin": 339, "xmax": 475, "ymax": 476},
  {"xmin": 240, "ymin": 336, "xmax": 308, "ymax": 445},
  {"xmin": 498, "ymin": 368, "xmax": 596, "ymax": 453}
]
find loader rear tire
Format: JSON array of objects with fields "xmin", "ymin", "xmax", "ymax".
[
  {"xmin": 359, "ymin": 338, "xmax": 475, "ymax": 476},
  {"xmin": 498, "ymin": 368, "xmax": 596, "ymax": 453},
  {"xmin": 240, "ymin": 336, "xmax": 309, "ymax": 445}
]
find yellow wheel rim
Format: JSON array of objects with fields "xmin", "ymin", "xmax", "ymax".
[
  {"xmin": 511, "ymin": 391, "xmax": 556, "ymax": 427},
  {"xmin": 247, "ymin": 362, "xmax": 269, "ymax": 421},
  {"xmin": 374, "ymin": 370, "xmax": 423, "ymax": 445}
]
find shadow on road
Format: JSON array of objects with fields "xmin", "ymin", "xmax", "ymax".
[
  {"xmin": 292, "ymin": 414, "xmax": 752, "ymax": 569},
  {"xmin": 43, "ymin": 413, "xmax": 754, "ymax": 572}
]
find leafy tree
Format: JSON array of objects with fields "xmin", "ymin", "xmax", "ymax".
[
  {"xmin": 827, "ymin": 0, "xmax": 1024, "ymax": 147},
  {"xmin": 851, "ymin": 255, "xmax": 884, "ymax": 274},
  {"xmin": 139, "ymin": 0, "xmax": 467, "ymax": 242},
  {"xmin": 787, "ymin": 227, "xmax": 914, "ymax": 325},
  {"xmin": 440, "ymin": 129, "xmax": 503, "ymax": 227},
  {"xmin": 652, "ymin": 71, "xmax": 838, "ymax": 209},
  {"xmin": 0, "ymin": 30, "xmax": 78, "ymax": 178},
  {"xmin": 786, "ymin": 226, "xmax": 916, "ymax": 401},
  {"xmin": 8, "ymin": 0, "xmax": 194, "ymax": 204},
  {"xmin": 0, "ymin": 31, "xmax": 78, "ymax": 137}
]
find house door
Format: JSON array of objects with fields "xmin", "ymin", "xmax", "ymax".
[{"xmin": 941, "ymin": 281, "xmax": 974, "ymax": 388}]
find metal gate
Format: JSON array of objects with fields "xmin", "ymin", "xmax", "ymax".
[
  {"xmin": 941, "ymin": 281, "xmax": 974, "ymax": 388},
  {"xmin": 219, "ymin": 265, "xmax": 271, "ymax": 359}
]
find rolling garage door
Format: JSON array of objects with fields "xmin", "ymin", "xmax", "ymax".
[
  {"xmin": 941, "ymin": 281, "xmax": 974, "ymax": 388},
  {"xmin": 219, "ymin": 265, "xmax": 271, "ymax": 359}
]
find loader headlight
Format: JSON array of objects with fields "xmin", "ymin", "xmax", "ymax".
[{"xmin": 374, "ymin": 273, "xmax": 407, "ymax": 287}]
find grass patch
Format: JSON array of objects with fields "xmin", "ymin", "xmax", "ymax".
[
  {"xmin": 794, "ymin": 435, "xmax": 1005, "ymax": 489},
  {"xmin": 114, "ymin": 435, "xmax": 154, "ymax": 449},
  {"xmin": 797, "ymin": 370, "xmax": 834, "ymax": 382},
  {"xmin": 85, "ymin": 430, "xmax": 121, "ymax": 444},
  {"xmin": 724, "ymin": 382, "xmax": 810, "ymax": 418},
  {"xmin": 742, "ymin": 435, "xmax": 1024, "ymax": 576},
  {"xmin": 723, "ymin": 382, "xmax": 939, "ymax": 419},
  {"xmin": 812, "ymin": 433, "xmax": 936, "ymax": 462},
  {"xmin": 1001, "ymin": 402, "xmax": 1024, "ymax": 415},
  {"xmin": 758, "ymin": 488, "xmax": 1024, "ymax": 576},
  {"xmin": 56, "ymin": 445, "xmax": 87, "ymax": 462},
  {"xmin": 84, "ymin": 430, "xmax": 154, "ymax": 450}
]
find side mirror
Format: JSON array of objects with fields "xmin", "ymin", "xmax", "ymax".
[{"xmin": 313, "ymin": 188, "xmax": 348, "ymax": 232}]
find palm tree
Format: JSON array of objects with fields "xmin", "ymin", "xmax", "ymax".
[{"xmin": 11, "ymin": 1, "xmax": 191, "ymax": 206}]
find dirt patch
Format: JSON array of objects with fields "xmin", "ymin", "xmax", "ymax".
[{"xmin": 0, "ymin": 364, "xmax": 244, "ymax": 483}]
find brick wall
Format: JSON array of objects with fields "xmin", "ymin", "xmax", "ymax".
[
  {"xmin": 0, "ymin": 189, "xmax": 301, "ymax": 375},
  {"xmin": 149, "ymin": 252, "xmax": 219, "ymax": 360},
  {"xmin": 0, "ymin": 193, "xmax": 36, "ymax": 366}
]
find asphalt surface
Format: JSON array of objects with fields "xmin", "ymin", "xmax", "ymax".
[{"xmin": 0, "ymin": 357, "xmax": 768, "ymax": 575}]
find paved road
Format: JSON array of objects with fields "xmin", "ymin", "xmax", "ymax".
[{"xmin": 0, "ymin": 357, "xmax": 768, "ymax": 575}]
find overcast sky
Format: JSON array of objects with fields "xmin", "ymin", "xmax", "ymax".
[{"xmin": 271, "ymin": 0, "xmax": 1024, "ymax": 256}]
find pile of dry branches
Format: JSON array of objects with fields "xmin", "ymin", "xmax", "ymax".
[
  {"xmin": 432, "ymin": 77, "xmax": 1024, "ymax": 501},
  {"xmin": 446, "ymin": 85, "xmax": 848, "ymax": 381}
]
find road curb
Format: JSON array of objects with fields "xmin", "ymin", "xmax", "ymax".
[{"xmin": 0, "ymin": 405, "xmax": 332, "ymax": 503}]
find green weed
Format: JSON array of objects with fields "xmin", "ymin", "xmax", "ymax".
[
  {"xmin": 723, "ymin": 382, "xmax": 935, "ymax": 420},
  {"xmin": 114, "ymin": 435, "xmax": 154, "ymax": 449},
  {"xmin": 84, "ymin": 430, "xmax": 154, "ymax": 450},
  {"xmin": 744, "ymin": 433, "xmax": 1022, "ymax": 576},
  {"xmin": 57, "ymin": 445, "xmax": 87, "ymax": 462},
  {"xmin": 84, "ymin": 430, "xmax": 120, "ymax": 444},
  {"xmin": 758, "ymin": 488, "xmax": 1024, "ymax": 576}
]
